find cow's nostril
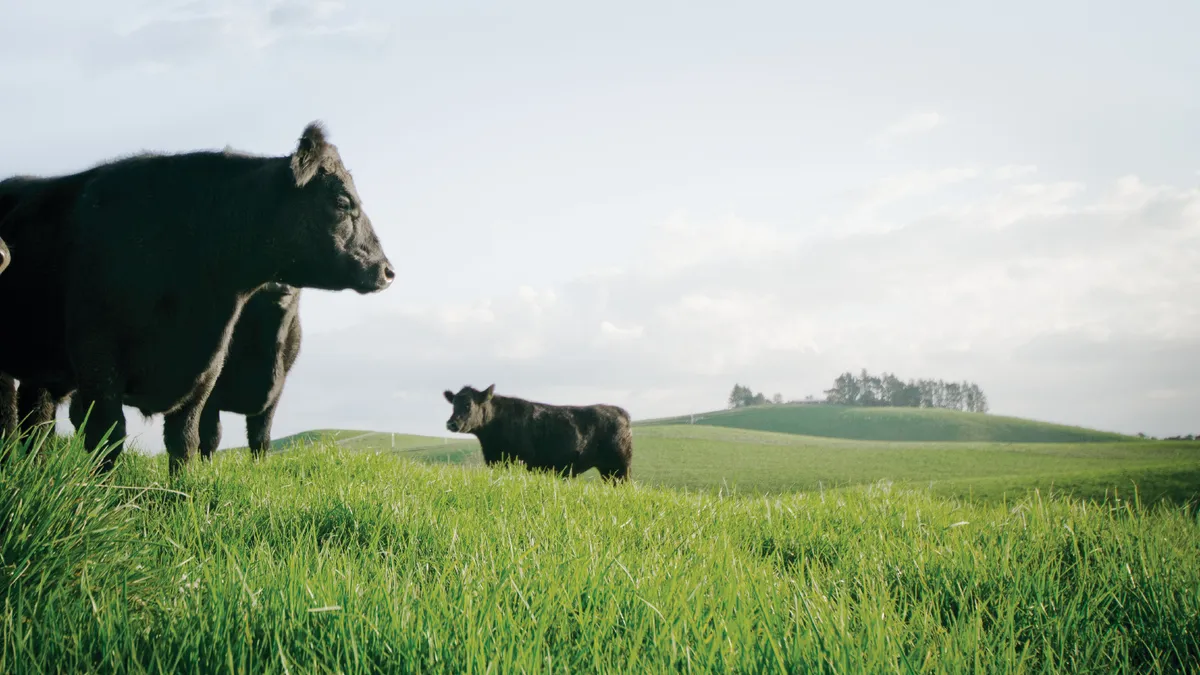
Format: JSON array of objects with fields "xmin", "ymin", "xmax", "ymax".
[{"xmin": 383, "ymin": 265, "xmax": 395, "ymax": 282}]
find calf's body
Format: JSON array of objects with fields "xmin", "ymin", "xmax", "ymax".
[
  {"xmin": 67, "ymin": 283, "xmax": 303, "ymax": 460},
  {"xmin": 443, "ymin": 385, "xmax": 633, "ymax": 481}
]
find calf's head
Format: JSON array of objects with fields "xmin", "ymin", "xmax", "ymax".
[
  {"xmin": 0, "ymin": 237, "xmax": 8, "ymax": 275},
  {"xmin": 443, "ymin": 384, "xmax": 495, "ymax": 434},
  {"xmin": 280, "ymin": 121, "xmax": 394, "ymax": 294}
]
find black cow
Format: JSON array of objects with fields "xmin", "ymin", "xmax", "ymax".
[
  {"xmin": 1, "ymin": 170, "xmax": 97, "ymax": 440},
  {"xmin": 0, "ymin": 240, "xmax": 8, "ymax": 437},
  {"xmin": 68, "ymin": 283, "xmax": 302, "ymax": 460},
  {"xmin": 1, "ymin": 121, "xmax": 393, "ymax": 473},
  {"xmin": 442, "ymin": 384, "xmax": 633, "ymax": 482}
]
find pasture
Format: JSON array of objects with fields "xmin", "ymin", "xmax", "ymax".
[
  {"xmin": 279, "ymin": 413, "xmax": 1200, "ymax": 506},
  {"xmin": 3, "ymin": 431, "xmax": 1199, "ymax": 673},
  {"xmin": 637, "ymin": 403, "xmax": 1138, "ymax": 443}
]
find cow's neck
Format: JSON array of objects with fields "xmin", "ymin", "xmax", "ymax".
[{"xmin": 229, "ymin": 166, "xmax": 303, "ymax": 293}]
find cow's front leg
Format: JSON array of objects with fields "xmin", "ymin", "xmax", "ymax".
[{"xmin": 74, "ymin": 386, "xmax": 127, "ymax": 474}]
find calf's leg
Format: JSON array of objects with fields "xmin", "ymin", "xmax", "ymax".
[
  {"xmin": 197, "ymin": 402, "xmax": 221, "ymax": 461},
  {"xmin": 17, "ymin": 383, "xmax": 58, "ymax": 437},
  {"xmin": 246, "ymin": 401, "xmax": 278, "ymax": 460}
]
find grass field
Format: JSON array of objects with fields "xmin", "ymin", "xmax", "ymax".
[
  {"xmin": 3, "ymin": 432, "xmax": 1199, "ymax": 673},
  {"xmin": 288, "ymin": 422, "xmax": 1200, "ymax": 507},
  {"xmin": 638, "ymin": 404, "xmax": 1138, "ymax": 443}
]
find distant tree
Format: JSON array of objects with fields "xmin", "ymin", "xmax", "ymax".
[
  {"xmin": 824, "ymin": 372, "xmax": 860, "ymax": 405},
  {"xmin": 945, "ymin": 382, "xmax": 963, "ymax": 411},
  {"xmin": 772, "ymin": 393, "xmax": 783, "ymax": 405},
  {"xmin": 727, "ymin": 384, "xmax": 754, "ymax": 409},
  {"xmin": 974, "ymin": 389, "xmax": 989, "ymax": 414},
  {"xmin": 917, "ymin": 379, "xmax": 935, "ymax": 408},
  {"xmin": 859, "ymin": 369, "xmax": 881, "ymax": 407}
]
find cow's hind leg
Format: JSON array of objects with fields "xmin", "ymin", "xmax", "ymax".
[
  {"xmin": 163, "ymin": 403, "xmax": 207, "ymax": 476},
  {"xmin": 198, "ymin": 402, "xmax": 221, "ymax": 461},
  {"xmin": 246, "ymin": 401, "xmax": 278, "ymax": 460}
]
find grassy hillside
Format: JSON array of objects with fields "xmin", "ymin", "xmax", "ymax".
[
  {"xmin": 4, "ymin": 434, "xmax": 1197, "ymax": 673},
  {"xmin": 638, "ymin": 403, "xmax": 1137, "ymax": 443},
  {"xmin": 390, "ymin": 424, "xmax": 1200, "ymax": 506}
]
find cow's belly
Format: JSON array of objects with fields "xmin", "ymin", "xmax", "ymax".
[{"xmin": 117, "ymin": 300, "xmax": 242, "ymax": 415}]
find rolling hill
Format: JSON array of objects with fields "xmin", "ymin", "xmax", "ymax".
[
  {"xmin": 636, "ymin": 404, "xmax": 1137, "ymax": 443},
  {"xmin": 260, "ymin": 421, "xmax": 1200, "ymax": 506},
  {"xmin": 265, "ymin": 429, "xmax": 477, "ymax": 456}
]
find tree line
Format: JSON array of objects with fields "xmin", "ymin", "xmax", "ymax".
[
  {"xmin": 727, "ymin": 369, "xmax": 990, "ymax": 414},
  {"xmin": 822, "ymin": 370, "xmax": 988, "ymax": 413}
]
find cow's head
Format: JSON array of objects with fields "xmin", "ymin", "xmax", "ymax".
[
  {"xmin": 443, "ymin": 384, "xmax": 495, "ymax": 434},
  {"xmin": 280, "ymin": 121, "xmax": 394, "ymax": 294},
  {"xmin": 0, "ymin": 237, "xmax": 9, "ymax": 275}
]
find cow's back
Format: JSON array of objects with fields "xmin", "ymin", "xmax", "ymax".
[{"xmin": 65, "ymin": 152, "xmax": 271, "ymax": 290}]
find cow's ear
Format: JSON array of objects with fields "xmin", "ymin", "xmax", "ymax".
[
  {"xmin": 482, "ymin": 384, "xmax": 495, "ymax": 401},
  {"xmin": 443, "ymin": 390, "xmax": 455, "ymax": 404},
  {"xmin": 290, "ymin": 120, "xmax": 328, "ymax": 187}
]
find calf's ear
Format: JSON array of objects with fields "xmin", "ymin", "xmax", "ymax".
[
  {"xmin": 443, "ymin": 390, "xmax": 455, "ymax": 404},
  {"xmin": 290, "ymin": 120, "xmax": 329, "ymax": 187},
  {"xmin": 482, "ymin": 384, "xmax": 495, "ymax": 401}
]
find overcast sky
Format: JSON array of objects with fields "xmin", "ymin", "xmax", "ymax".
[{"xmin": 2, "ymin": 1, "xmax": 1198, "ymax": 451}]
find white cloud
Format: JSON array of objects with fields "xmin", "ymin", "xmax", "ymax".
[
  {"xmin": 599, "ymin": 321, "xmax": 644, "ymax": 341},
  {"xmin": 870, "ymin": 111, "xmax": 944, "ymax": 148},
  {"xmin": 993, "ymin": 165, "xmax": 1039, "ymax": 181},
  {"xmin": 80, "ymin": 0, "xmax": 390, "ymax": 73},
  {"xmin": 828, "ymin": 166, "xmax": 982, "ymax": 236},
  {"xmin": 648, "ymin": 212, "xmax": 807, "ymax": 273}
]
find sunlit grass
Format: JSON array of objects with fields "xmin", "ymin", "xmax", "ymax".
[{"xmin": 2, "ymin": 431, "xmax": 1198, "ymax": 673}]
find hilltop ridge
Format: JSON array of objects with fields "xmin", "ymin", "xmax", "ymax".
[{"xmin": 635, "ymin": 403, "xmax": 1135, "ymax": 443}]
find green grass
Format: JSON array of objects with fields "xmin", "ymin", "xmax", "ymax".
[
  {"xmin": 638, "ymin": 404, "xmax": 1137, "ymax": 443},
  {"xmin": 3, "ymin": 430, "xmax": 1199, "ymax": 673}
]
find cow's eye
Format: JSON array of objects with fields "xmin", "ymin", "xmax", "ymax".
[{"xmin": 337, "ymin": 195, "xmax": 353, "ymax": 210}]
